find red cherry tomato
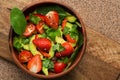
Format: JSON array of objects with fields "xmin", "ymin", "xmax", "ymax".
[
  {"xmin": 36, "ymin": 21, "xmax": 44, "ymax": 34},
  {"xmin": 45, "ymin": 11, "xmax": 59, "ymax": 29},
  {"xmin": 55, "ymin": 42, "xmax": 74, "ymax": 57},
  {"xmin": 33, "ymin": 38, "xmax": 51, "ymax": 52},
  {"xmin": 27, "ymin": 54, "xmax": 42, "ymax": 73},
  {"xmin": 23, "ymin": 23, "xmax": 35, "ymax": 37},
  {"xmin": 18, "ymin": 50, "xmax": 33, "ymax": 63},
  {"xmin": 54, "ymin": 62, "xmax": 66, "ymax": 73},
  {"xmin": 65, "ymin": 34, "xmax": 76, "ymax": 43}
]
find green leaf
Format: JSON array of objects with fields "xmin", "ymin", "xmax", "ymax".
[
  {"xmin": 58, "ymin": 57, "xmax": 69, "ymax": 64},
  {"xmin": 42, "ymin": 59, "xmax": 54, "ymax": 69},
  {"xmin": 29, "ymin": 14, "xmax": 41, "ymax": 24},
  {"xmin": 53, "ymin": 43, "xmax": 65, "ymax": 52},
  {"xmin": 10, "ymin": 8, "xmax": 27, "ymax": 35},
  {"xmin": 21, "ymin": 37, "xmax": 30, "ymax": 44},
  {"xmin": 46, "ymin": 28, "xmax": 61, "ymax": 41},
  {"xmin": 13, "ymin": 36, "xmax": 22, "ymax": 51}
]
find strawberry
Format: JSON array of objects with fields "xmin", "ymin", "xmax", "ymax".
[
  {"xmin": 18, "ymin": 50, "xmax": 33, "ymax": 63},
  {"xmin": 36, "ymin": 21, "xmax": 44, "ymax": 34},
  {"xmin": 62, "ymin": 18, "xmax": 67, "ymax": 30},
  {"xmin": 33, "ymin": 38, "xmax": 51, "ymax": 52},
  {"xmin": 23, "ymin": 23, "xmax": 35, "ymax": 37},
  {"xmin": 45, "ymin": 11, "xmax": 59, "ymax": 29},
  {"xmin": 55, "ymin": 42, "xmax": 74, "ymax": 57},
  {"xmin": 65, "ymin": 34, "xmax": 76, "ymax": 43},
  {"xmin": 54, "ymin": 62, "xmax": 66, "ymax": 73},
  {"xmin": 27, "ymin": 54, "xmax": 42, "ymax": 73}
]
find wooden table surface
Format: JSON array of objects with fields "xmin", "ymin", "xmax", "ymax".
[{"xmin": 0, "ymin": 0, "xmax": 120, "ymax": 80}]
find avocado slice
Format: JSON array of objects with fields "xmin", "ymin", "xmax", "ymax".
[
  {"xmin": 42, "ymin": 67, "xmax": 48, "ymax": 76},
  {"xmin": 55, "ymin": 36, "xmax": 66, "ymax": 44},
  {"xmin": 29, "ymin": 35, "xmax": 43, "ymax": 59},
  {"xmin": 48, "ymin": 41, "xmax": 55, "ymax": 59},
  {"xmin": 66, "ymin": 15, "xmax": 77, "ymax": 23},
  {"xmin": 22, "ymin": 44, "xmax": 29, "ymax": 50}
]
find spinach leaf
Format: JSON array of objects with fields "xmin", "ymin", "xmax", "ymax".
[
  {"xmin": 53, "ymin": 43, "xmax": 65, "ymax": 52},
  {"xmin": 58, "ymin": 57, "xmax": 69, "ymax": 64},
  {"xmin": 10, "ymin": 8, "xmax": 27, "ymax": 35},
  {"xmin": 29, "ymin": 14, "xmax": 41, "ymax": 24},
  {"xmin": 42, "ymin": 59, "xmax": 54, "ymax": 69},
  {"xmin": 46, "ymin": 28, "xmax": 61, "ymax": 41}
]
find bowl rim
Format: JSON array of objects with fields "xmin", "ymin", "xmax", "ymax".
[{"xmin": 9, "ymin": 0, "xmax": 87, "ymax": 79}]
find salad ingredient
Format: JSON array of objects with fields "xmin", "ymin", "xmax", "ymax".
[
  {"xmin": 55, "ymin": 42, "xmax": 74, "ymax": 57},
  {"xmin": 54, "ymin": 62, "xmax": 66, "ymax": 73},
  {"xmin": 18, "ymin": 50, "xmax": 33, "ymax": 63},
  {"xmin": 65, "ymin": 34, "xmax": 76, "ymax": 43},
  {"xmin": 29, "ymin": 14, "xmax": 41, "ymax": 24},
  {"xmin": 13, "ymin": 36, "xmax": 30, "ymax": 51},
  {"xmin": 42, "ymin": 59, "xmax": 54, "ymax": 75},
  {"xmin": 62, "ymin": 18, "xmax": 67, "ymax": 30},
  {"xmin": 53, "ymin": 43, "xmax": 65, "ymax": 52},
  {"xmin": 46, "ymin": 28, "xmax": 61, "ymax": 41},
  {"xmin": 45, "ymin": 11, "xmax": 59, "ymax": 29},
  {"xmin": 55, "ymin": 36, "xmax": 66, "ymax": 44},
  {"xmin": 27, "ymin": 54, "xmax": 42, "ymax": 73},
  {"xmin": 23, "ymin": 23, "xmax": 36, "ymax": 37},
  {"xmin": 36, "ymin": 21, "xmax": 44, "ymax": 34},
  {"xmin": 10, "ymin": 8, "xmax": 27, "ymax": 35},
  {"xmin": 29, "ymin": 35, "xmax": 43, "ymax": 59},
  {"xmin": 48, "ymin": 42, "xmax": 55, "ymax": 59},
  {"xmin": 40, "ymin": 51, "xmax": 50, "ymax": 58},
  {"xmin": 33, "ymin": 38, "xmax": 51, "ymax": 52},
  {"xmin": 66, "ymin": 15, "xmax": 77, "ymax": 23}
]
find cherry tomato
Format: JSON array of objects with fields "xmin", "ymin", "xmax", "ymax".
[
  {"xmin": 36, "ymin": 21, "xmax": 44, "ymax": 34},
  {"xmin": 18, "ymin": 50, "xmax": 33, "ymax": 63},
  {"xmin": 33, "ymin": 38, "xmax": 51, "ymax": 52},
  {"xmin": 55, "ymin": 42, "xmax": 74, "ymax": 57},
  {"xmin": 54, "ymin": 62, "xmax": 66, "ymax": 73},
  {"xmin": 23, "ymin": 23, "xmax": 35, "ymax": 37},
  {"xmin": 27, "ymin": 54, "xmax": 42, "ymax": 73},
  {"xmin": 45, "ymin": 11, "xmax": 59, "ymax": 29},
  {"xmin": 65, "ymin": 34, "xmax": 76, "ymax": 43}
]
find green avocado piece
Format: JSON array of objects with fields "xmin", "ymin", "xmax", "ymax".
[
  {"xmin": 22, "ymin": 44, "xmax": 29, "ymax": 50},
  {"xmin": 55, "ymin": 36, "xmax": 66, "ymax": 44},
  {"xmin": 66, "ymin": 22, "xmax": 73, "ymax": 29},
  {"xmin": 42, "ymin": 67, "xmax": 48, "ymax": 76},
  {"xmin": 66, "ymin": 15, "xmax": 77, "ymax": 23},
  {"xmin": 48, "ymin": 41, "xmax": 55, "ymax": 59},
  {"xmin": 29, "ymin": 35, "xmax": 43, "ymax": 59}
]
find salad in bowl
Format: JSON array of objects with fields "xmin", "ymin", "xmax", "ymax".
[{"xmin": 9, "ymin": 1, "xmax": 86, "ymax": 79}]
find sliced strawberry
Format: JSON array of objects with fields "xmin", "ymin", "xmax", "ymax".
[
  {"xmin": 18, "ymin": 50, "xmax": 33, "ymax": 63},
  {"xmin": 23, "ymin": 23, "xmax": 36, "ymax": 37},
  {"xmin": 36, "ymin": 21, "xmax": 44, "ymax": 34},
  {"xmin": 33, "ymin": 38, "xmax": 51, "ymax": 52},
  {"xmin": 62, "ymin": 18, "xmax": 67, "ymax": 30},
  {"xmin": 27, "ymin": 54, "xmax": 42, "ymax": 73},
  {"xmin": 55, "ymin": 42, "xmax": 74, "ymax": 57},
  {"xmin": 39, "ymin": 50, "xmax": 50, "ymax": 58},
  {"xmin": 26, "ymin": 14, "xmax": 46, "ymax": 21},
  {"xmin": 34, "ymin": 14, "xmax": 46, "ymax": 21},
  {"xmin": 45, "ymin": 11, "xmax": 59, "ymax": 29},
  {"xmin": 65, "ymin": 34, "xmax": 76, "ymax": 43},
  {"xmin": 54, "ymin": 62, "xmax": 66, "ymax": 73}
]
